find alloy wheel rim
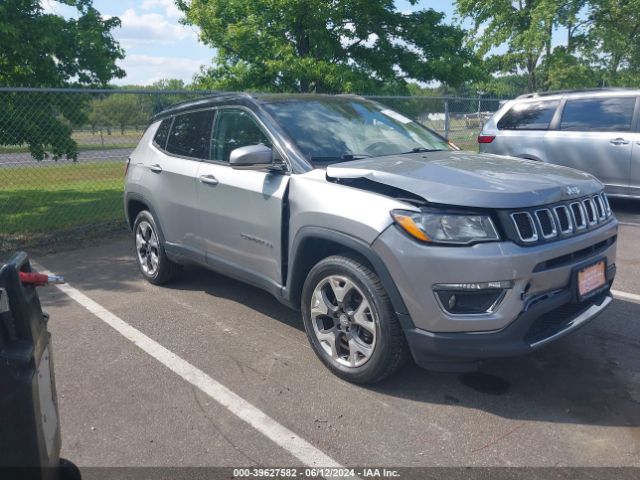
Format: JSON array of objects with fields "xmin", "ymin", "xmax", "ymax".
[
  {"xmin": 135, "ymin": 220, "xmax": 160, "ymax": 276},
  {"xmin": 310, "ymin": 275, "xmax": 377, "ymax": 368}
]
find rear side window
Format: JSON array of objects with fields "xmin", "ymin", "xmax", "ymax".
[
  {"xmin": 165, "ymin": 110, "xmax": 215, "ymax": 159},
  {"xmin": 560, "ymin": 97, "xmax": 635, "ymax": 132},
  {"xmin": 497, "ymin": 100, "xmax": 559, "ymax": 130},
  {"xmin": 153, "ymin": 118, "xmax": 171, "ymax": 149}
]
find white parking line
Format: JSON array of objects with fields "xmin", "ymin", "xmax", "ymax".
[
  {"xmin": 612, "ymin": 289, "xmax": 640, "ymax": 304},
  {"xmin": 36, "ymin": 264, "xmax": 344, "ymax": 470}
]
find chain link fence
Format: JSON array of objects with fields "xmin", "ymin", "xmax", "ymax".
[{"xmin": 0, "ymin": 88, "xmax": 508, "ymax": 252}]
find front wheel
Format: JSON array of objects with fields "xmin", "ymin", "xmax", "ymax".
[{"xmin": 301, "ymin": 255, "xmax": 409, "ymax": 384}]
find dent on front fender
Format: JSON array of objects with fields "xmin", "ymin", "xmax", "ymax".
[{"xmin": 287, "ymin": 170, "xmax": 417, "ymax": 246}]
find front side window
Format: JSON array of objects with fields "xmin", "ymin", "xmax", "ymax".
[
  {"xmin": 261, "ymin": 97, "xmax": 450, "ymax": 165},
  {"xmin": 560, "ymin": 97, "xmax": 635, "ymax": 132},
  {"xmin": 497, "ymin": 100, "xmax": 559, "ymax": 130},
  {"xmin": 211, "ymin": 109, "xmax": 272, "ymax": 162},
  {"xmin": 165, "ymin": 110, "xmax": 215, "ymax": 159}
]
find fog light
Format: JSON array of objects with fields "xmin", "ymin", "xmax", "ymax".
[
  {"xmin": 433, "ymin": 281, "xmax": 512, "ymax": 315},
  {"xmin": 448, "ymin": 294, "xmax": 457, "ymax": 310}
]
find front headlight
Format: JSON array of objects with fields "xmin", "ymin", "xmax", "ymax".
[{"xmin": 391, "ymin": 209, "xmax": 500, "ymax": 245}]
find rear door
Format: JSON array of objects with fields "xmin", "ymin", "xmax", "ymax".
[
  {"xmin": 195, "ymin": 107, "xmax": 289, "ymax": 290},
  {"xmin": 146, "ymin": 109, "xmax": 214, "ymax": 257},
  {"xmin": 544, "ymin": 95, "xmax": 636, "ymax": 196}
]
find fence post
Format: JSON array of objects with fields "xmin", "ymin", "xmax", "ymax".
[{"xmin": 444, "ymin": 99, "xmax": 450, "ymax": 140}]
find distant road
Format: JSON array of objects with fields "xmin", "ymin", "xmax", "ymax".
[{"xmin": 0, "ymin": 147, "xmax": 134, "ymax": 168}]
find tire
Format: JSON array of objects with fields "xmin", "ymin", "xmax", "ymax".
[
  {"xmin": 133, "ymin": 210, "xmax": 179, "ymax": 285},
  {"xmin": 301, "ymin": 255, "xmax": 409, "ymax": 384}
]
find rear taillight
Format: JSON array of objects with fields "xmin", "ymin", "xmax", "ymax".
[
  {"xmin": 477, "ymin": 135, "xmax": 495, "ymax": 144},
  {"xmin": 125, "ymin": 157, "xmax": 131, "ymax": 176}
]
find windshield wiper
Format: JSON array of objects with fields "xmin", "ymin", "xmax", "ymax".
[
  {"xmin": 309, "ymin": 153, "xmax": 372, "ymax": 163},
  {"xmin": 399, "ymin": 147, "xmax": 444, "ymax": 154},
  {"xmin": 340, "ymin": 153, "xmax": 372, "ymax": 160}
]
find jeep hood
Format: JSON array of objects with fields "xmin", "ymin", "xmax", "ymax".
[{"xmin": 325, "ymin": 151, "xmax": 603, "ymax": 209}]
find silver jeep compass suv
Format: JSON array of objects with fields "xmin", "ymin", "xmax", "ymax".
[{"xmin": 124, "ymin": 93, "xmax": 617, "ymax": 384}]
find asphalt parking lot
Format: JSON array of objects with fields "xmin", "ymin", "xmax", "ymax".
[{"xmin": 27, "ymin": 203, "xmax": 640, "ymax": 472}]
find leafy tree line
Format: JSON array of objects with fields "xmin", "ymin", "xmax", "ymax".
[
  {"xmin": 2, "ymin": 0, "xmax": 640, "ymax": 160},
  {"xmin": 177, "ymin": 0, "xmax": 640, "ymax": 97},
  {"xmin": 456, "ymin": 0, "xmax": 640, "ymax": 97},
  {"xmin": 0, "ymin": 0, "xmax": 124, "ymax": 160},
  {"xmin": 176, "ymin": 0, "xmax": 479, "ymax": 94},
  {"xmin": 85, "ymin": 80, "xmax": 200, "ymax": 136}
]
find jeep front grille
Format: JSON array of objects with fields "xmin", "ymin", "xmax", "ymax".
[
  {"xmin": 535, "ymin": 209, "xmax": 557, "ymax": 239},
  {"xmin": 570, "ymin": 202, "xmax": 586, "ymax": 230},
  {"xmin": 553, "ymin": 205, "xmax": 572, "ymax": 234},
  {"xmin": 510, "ymin": 212, "xmax": 537, "ymax": 242},
  {"xmin": 509, "ymin": 193, "xmax": 613, "ymax": 245}
]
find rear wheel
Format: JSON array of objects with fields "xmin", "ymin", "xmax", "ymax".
[
  {"xmin": 133, "ymin": 210, "xmax": 179, "ymax": 285},
  {"xmin": 301, "ymin": 255, "xmax": 409, "ymax": 384}
]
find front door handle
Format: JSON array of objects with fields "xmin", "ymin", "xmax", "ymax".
[
  {"xmin": 199, "ymin": 174, "xmax": 219, "ymax": 186},
  {"xmin": 149, "ymin": 164, "xmax": 163, "ymax": 173},
  {"xmin": 609, "ymin": 138, "xmax": 629, "ymax": 146}
]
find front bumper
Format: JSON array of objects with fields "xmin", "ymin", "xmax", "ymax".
[
  {"xmin": 403, "ymin": 289, "xmax": 612, "ymax": 371},
  {"xmin": 371, "ymin": 219, "xmax": 618, "ymax": 371}
]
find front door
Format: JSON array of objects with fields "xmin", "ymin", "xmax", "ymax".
[{"xmin": 195, "ymin": 108, "xmax": 289, "ymax": 290}]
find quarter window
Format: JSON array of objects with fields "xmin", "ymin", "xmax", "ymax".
[
  {"xmin": 165, "ymin": 110, "xmax": 215, "ymax": 159},
  {"xmin": 497, "ymin": 100, "xmax": 559, "ymax": 130},
  {"xmin": 211, "ymin": 110, "xmax": 272, "ymax": 162},
  {"xmin": 560, "ymin": 97, "xmax": 635, "ymax": 132},
  {"xmin": 153, "ymin": 118, "xmax": 171, "ymax": 149}
]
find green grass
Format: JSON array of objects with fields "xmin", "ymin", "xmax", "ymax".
[{"xmin": 0, "ymin": 161, "xmax": 125, "ymax": 236}]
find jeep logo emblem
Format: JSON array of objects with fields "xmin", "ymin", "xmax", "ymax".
[{"xmin": 565, "ymin": 185, "xmax": 581, "ymax": 196}]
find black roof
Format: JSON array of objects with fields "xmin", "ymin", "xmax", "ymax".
[
  {"xmin": 151, "ymin": 92, "xmax": 367, "ymax": 121},
  {"xmin": 151, "ymin": 92, "xmax": 253, "ymax": 121}
]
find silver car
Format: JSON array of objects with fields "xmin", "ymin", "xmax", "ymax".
[
  {"xmin": 125, "ymin": 94, "xmax": 617, "ymax": 384},
  {"xmin": 479, "ymin": 88, "xmax": 640, "ymax": 199}
]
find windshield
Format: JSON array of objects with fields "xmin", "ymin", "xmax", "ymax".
[{"xmin": 261, "ymin": 97, "xmax": 450, "ymax": 165}]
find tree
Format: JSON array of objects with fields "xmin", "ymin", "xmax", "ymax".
[
  {"xmin": 178, "ymin": 0, "xmax": 478, "ymax": 94},
  {"xmin": 0, "ymin": 0, "xmax": 124, "ymax": 160},
  {"xmin": 456, "ymin": 0, "xmax": 577, "ymax": 92},
  {"xmin": 88, "ymin": 94, "xmax": 148, "ymax": 136},
  {"xmin": 140, "ymin": 79, "xmax": 199, "ymax": 116},
  {"xmin": 587, "ymin": 0, "xmax": 640, "ymax": 85}
]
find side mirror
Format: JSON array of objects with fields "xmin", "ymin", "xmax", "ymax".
[{"xmin": 229, "ymin": 144, "xmax": 273, "ymax": 169}]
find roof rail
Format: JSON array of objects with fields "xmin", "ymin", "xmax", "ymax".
[
  {"xmin": 151, "ymin": 91, "xmax": 254, "ymax": 120},
  {"xmin": 516, "ymin": 87, "xmax": 632, "ymax": 99}
]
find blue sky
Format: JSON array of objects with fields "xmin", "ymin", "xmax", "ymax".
[{"xmin": 40, "ymin": 1, "xmax": 462, "ymax": 86}]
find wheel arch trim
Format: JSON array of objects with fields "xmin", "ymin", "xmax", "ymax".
[
  {"xmin": 125, "ymin": 192, "xmax": 167, "ymax": 245},
  {"xmin": 283, "ymin": 226, "xmax": 412, "ymax": 328}
]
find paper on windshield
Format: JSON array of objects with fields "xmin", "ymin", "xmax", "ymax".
[{"xmin": 381, "ymin": 109, "xmax": 412, "ymax": 124}]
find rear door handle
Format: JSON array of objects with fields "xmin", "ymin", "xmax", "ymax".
[
  {"xmin": 199, "ymin": 174, "xmax": 219, "ymax": 186},
  {"xmin": 149, "ymin": 164, "xmax": 163, "ymax": 173},
  {"xmin": 609, "ymin": 138, "xmax": 629, "ymax": 146}
]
